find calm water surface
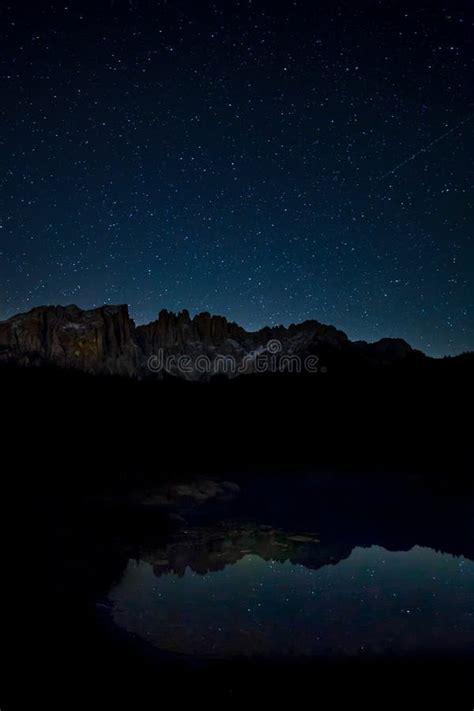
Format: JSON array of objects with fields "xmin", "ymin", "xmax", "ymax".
[{"xmin": 109, "ymin": 522, "xmax": 474, "ymax": 659}]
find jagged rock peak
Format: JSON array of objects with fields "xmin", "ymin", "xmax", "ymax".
[{"xmin": 0, "ymin": 303, "xmax": 422, "ymax": 379}]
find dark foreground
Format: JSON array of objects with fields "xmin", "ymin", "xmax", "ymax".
[{"xmin": 1, "ymin": 363, "xmax": 473, "ymax": 709}]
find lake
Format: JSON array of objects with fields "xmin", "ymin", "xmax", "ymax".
[{"xmin": 108, "ymin": 475, "xmax": 474, "ymax": 660}]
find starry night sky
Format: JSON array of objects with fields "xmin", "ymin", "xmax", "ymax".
[{"xmin": 1, "ymin": 0, "xmax": 473, "ymax": 355}]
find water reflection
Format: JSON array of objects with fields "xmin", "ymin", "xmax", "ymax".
[{"xmin": 109, "ymin": 521, "xmax": 474, "ymax": 659}]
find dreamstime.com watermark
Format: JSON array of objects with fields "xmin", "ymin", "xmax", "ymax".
[{"xmin": 147, "ymin": 339, "xmax": 326, "ymax": 376}]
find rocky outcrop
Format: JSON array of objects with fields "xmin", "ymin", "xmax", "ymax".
[
  {"xmin": 135, "ymin": 310, "xmax": 357, "ymax": 377},
  {"xmin": 0, "ymin": 304, "xmax": 140, "ymax": 375},
  {"xmin": 0, "ymin": 303, "xmax": 421, "ymax": 378},
  {"xmin": 135, "ymin": 308, "xmax": 247, "ymax": 353}
]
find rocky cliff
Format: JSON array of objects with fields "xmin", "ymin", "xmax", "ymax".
[
  {"xmin": 0, "ymin": 304, "xmax": 140, "ymax": 375},
  {"xmin": 0, "ymin": 303, "xmax": 421, "ymax": 378}
]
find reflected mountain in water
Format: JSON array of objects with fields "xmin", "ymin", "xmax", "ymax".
[
  {"xmin": 138, "ymin": 519, "xmax": 474, "ymax": 582},
  {"xmin": 108, "ymin": 476, "xmax": 474, "ymax": 660},
  {"xmin": 129, "ymin": 473, "xmax": 474, "ymax": 580},
  {"xmin": 142, "ymin": 523, "xmax": 326, "ymax": 578},
  {"xmin": 5, "ymin": 472, "xmax": 473, "ymax": 710},
  {"xmin": 111, "ymin": 521, "xmax": 474, "ymax": 659}
]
